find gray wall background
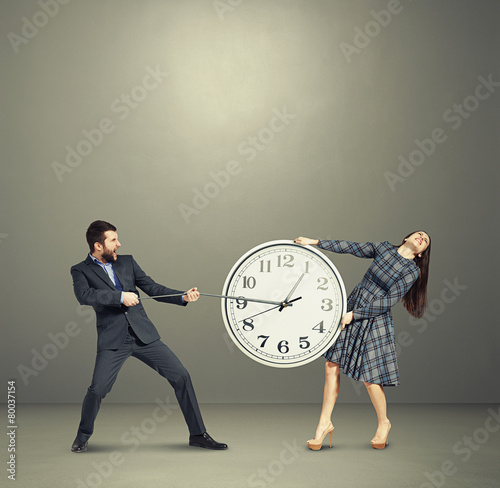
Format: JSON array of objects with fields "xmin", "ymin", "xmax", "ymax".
[{"xmin": 1, "ymin": 0, "xmax": 498, "ymax": 404}]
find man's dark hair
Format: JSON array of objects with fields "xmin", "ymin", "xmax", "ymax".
[{"xmin": 86, "ymin": 220, "xmax": 117, "ymax": 253}]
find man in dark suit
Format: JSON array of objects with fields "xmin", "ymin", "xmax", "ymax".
[{"xmin": 70, "ymin": 220, "xmax": 227, "ymax": 452}]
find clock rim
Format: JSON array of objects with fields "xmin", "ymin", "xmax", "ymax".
[{"xmin": 221, "ymin": 239, "xmax": 347, "ymax": 368}]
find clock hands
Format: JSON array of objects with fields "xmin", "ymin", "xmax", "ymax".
[
  {"xmin": 202, "ymin": 293, "xmax": 285, "ymax": 306},
  {"xmin": 279, "ymin": 273, "xmax": 305, "ymax": 311},
  {"xmin": 239, "ymin": 296, "xmax": 303, "ymax": 323},
  {"xmin": 140, "ymin": 273, "xmax": 307, "ymax": 310},
  {"xmin": 241, "ymin": 305, "xmax": 281, "ymax": 322},
  {"xmin": 139, "ymin": 292, "xmax": 291, "ymax": 308}
]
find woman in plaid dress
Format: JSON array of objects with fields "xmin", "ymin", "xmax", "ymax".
[{"xmin": 294, "ymin": 231, "xmax": 431, "ymax": 450}]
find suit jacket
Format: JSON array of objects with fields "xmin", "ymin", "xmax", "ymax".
[{"xmin": 71, "ymin": 254, "xmax": 187, "ymax": 351}]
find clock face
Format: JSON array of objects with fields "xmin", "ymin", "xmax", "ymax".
[{"xmin": 221, "ymin": 240, "xmax": 346, "ymax": 368}]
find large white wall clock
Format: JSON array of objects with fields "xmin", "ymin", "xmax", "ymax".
[{"xmin": 221, "ymin": 240, "xmax": 347, "ymax": 368}]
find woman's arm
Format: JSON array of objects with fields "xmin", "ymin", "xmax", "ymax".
[
  {"xmin": 295, "ymin": 236, "xmax": 380, "ymax": 259},
  {"xmin": 294, "ymin": 237, "xmax": 319, "ymax": 246},
  {"xmin": 352, "ymin": 267, "xmax": 419, "ymax": 320},
  {"xmin": 318, "ymin": 240, "xmax": 380, "ymax": 259}
]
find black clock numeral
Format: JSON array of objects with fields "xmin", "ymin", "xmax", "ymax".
[
  {"xmin": 317, "ymin": 277, "xmax": 328, "ymax": 290},
  {"xmin": 242, "ymin": 318, "xmax": 254, "ymax": 331},
  {"xmin": 312, "ymin": 321, "xmax": 325, "ymax": 333},
  {"xmin": 236, "ymin": 297, "xmax": 248, "ymax": 309},
  {"xmin": 321, "ymin": 298, "xmax": 333, "ymax": 311},
  {"xmin": 242, "ymin": 276, "xmax": 256, "ymax": 289},
  {"xmin": 277, "ymin": 254, "xmax": 294, "ymax": 268},
  {"xmin": 304, "ymin": 261, "xmax": 310, "ymax": 273},
  {"xmin": 255, "ymin": 336, "xmax": 312, "ymax": 351},
  {"xmin": 259, "ymin": 260, "xmax": 271, "ymax": 273}
]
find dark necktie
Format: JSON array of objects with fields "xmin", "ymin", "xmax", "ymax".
[{"xmin": 110, "ymin": 266, "xmax": 123, "ymax": 291}]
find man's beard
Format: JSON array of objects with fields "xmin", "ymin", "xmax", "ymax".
[{"xmin": 102, "ymin": 247, "xmax": 117, "ymax": 263}]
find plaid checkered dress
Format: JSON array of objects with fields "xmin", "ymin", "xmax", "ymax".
[{"xmin": 319, "ymin": 240, "xmax": 419, "ymax": 387}]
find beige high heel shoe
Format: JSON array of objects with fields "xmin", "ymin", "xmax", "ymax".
[
  {"xmin": 306, "ymin": 422, "xmax": 334, "ymax": 451},
  {"xmin": 370, "ymin": 421, "xmax": 391, "ymax": 449}
]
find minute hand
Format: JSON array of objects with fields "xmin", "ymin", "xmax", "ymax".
[{"xmin": 279, "ymin": 273, "xmax": 305, "ymax": 311}]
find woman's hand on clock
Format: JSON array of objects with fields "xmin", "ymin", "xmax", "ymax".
[
  {"xmin": 340, "ymin": 311, "xmax": 353, "ymax": 330},
  {"xmin": 294, "ymin": 237, "xmax": 319, "ymax": 246}
]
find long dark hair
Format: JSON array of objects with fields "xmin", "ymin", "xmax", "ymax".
[{"xmin": 397, "ymin": 231, "xmax": 431, "ymax": 318}]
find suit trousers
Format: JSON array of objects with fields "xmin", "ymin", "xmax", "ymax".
[{"xmin": 77, "ymin": 327, "xmax": 206, "ymax": 441}]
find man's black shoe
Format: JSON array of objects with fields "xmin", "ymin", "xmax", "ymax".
[
  {"xmin": 189, "ymin": 432, "xmax": 228, "ymax": 450},
  {"xmin": 71, "ymin": 437, "xmax": 88, "ymax": 453}
]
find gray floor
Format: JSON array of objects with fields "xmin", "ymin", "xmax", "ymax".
[{"xmin": 5, "ymin": 403, "xmax": 500, "ymax": 488}]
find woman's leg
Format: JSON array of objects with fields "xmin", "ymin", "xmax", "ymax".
[
  {"xmin": 312, "ymin": 361, "xmax": 340, "ymax": 439},
  {"xmin": 364, "ymin": 382, "xmax": 391, "ymax": 443}
]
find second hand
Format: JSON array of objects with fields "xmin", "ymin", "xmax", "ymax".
[{"xmin": 238, "ymin": 297, "xmax": 302, "ymax": 323}]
